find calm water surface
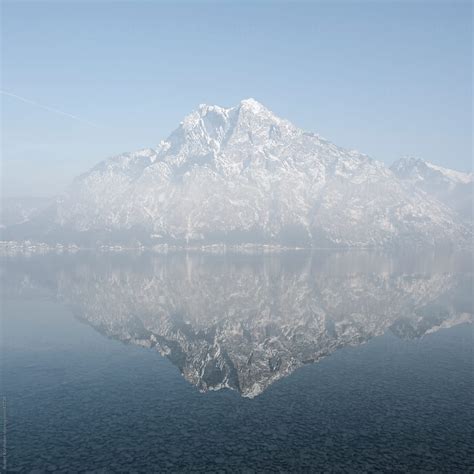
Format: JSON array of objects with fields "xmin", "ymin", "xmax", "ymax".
[{"xmin": 1, "ymin": 251, "xmax": 473, "ymax": 472}]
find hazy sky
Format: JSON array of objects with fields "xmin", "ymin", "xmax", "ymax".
[{"xmin": 1, "ymin": 0, "xmax": 472, "ymax": 197}]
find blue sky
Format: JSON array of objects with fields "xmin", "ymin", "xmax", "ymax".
[{"xmin": 1, "ymin": 0, "xmax": 472, "ymax": 197}]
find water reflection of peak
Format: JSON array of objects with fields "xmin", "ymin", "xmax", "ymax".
[{"xmin": 3, "ymin": 251, "xmax": 472, "ymax": 397}]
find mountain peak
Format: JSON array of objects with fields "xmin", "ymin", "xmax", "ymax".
[
  {"xmin": 194, "ymin": 98, "xmax": 268, "ymax": 117},
  {"xmin": 194, "ymin": 98, "xmax": 278, "ymax": 122},
  {"xmin": 391, "ymin": 157, "xmax": 473, "ymax": 185},
  {"xmin": 391, "ymin": 156, "xmax": 423, "ymax": 170},
  {"xmin": 174, "ymin": 98, "xmax": 294, "ymax": 152},
  {"xmin": 238, "ymin": 97, "xmax": 266, "ymax": 111},
  {"xmin": 197, "ymin": 103, "xmax": 228, "ymax": 116},
  {"xmin": 236, "ymin": 98, "xmax": 284, "ymax": 124}
]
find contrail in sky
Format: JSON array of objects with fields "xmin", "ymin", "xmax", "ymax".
[{"xmin": 0, "ymin": 89, "xmax": 100, "ymax": 128}]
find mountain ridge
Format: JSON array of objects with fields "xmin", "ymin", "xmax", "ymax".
[
  {"xmin": 2, "ymin": 99, "xmax": 472, "ymax": 248},
  {"xmin": 391, "ymin": 156, "xmax": 473, "ymax": 221}
]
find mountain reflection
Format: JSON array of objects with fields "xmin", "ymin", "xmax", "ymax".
[{"xmin": 3, "ymin": 251, "xmax": 472, "ymax": 397}]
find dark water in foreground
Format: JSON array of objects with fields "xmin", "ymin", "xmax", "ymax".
[{"xmin": 1, "ymin": 251, "xmax": 473, "ymax": 472}]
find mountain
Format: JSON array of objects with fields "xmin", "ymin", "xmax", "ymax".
[
  {"xmin": 3, "ymin": 99, "xmax": 471, "ymax": 248},
  {"xmin": 0, "ymin": 196, "xmax": 52, "ymax": 228},
  {"xmin": 3, "ymin": 251, "xmax": 472, "ymax": 397},
  {"xmin": 391, "ymin": 157, "xmax": 472, "ymax": 221}
]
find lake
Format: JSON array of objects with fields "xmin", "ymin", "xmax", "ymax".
[{"xmin": 1, "ymin": 250, "xmax": 472, "ymax": 472}]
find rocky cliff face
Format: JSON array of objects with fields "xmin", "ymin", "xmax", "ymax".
[{"xmin": 4, "ymin": 99, "xmax": 470, "ymax": 248}]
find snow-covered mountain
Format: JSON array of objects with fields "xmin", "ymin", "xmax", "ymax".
[
  {"xmin": 4, "ymin": 251, "xmax": 472, "ymax": 397},
  {"xmin": 4, "ymin": 99, "xmax": 471, "ymax": 248},
  {"xmin": 391, "ymin": 157, "xmax": 472, "ymax": 221}
]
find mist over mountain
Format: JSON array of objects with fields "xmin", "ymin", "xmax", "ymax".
[
  {"xmin": 2, "ymin": 99, "xmax": 471, "ymax": 248},
  {"xmin": 391, "ymin": 157, "xmax": 473, "ymax": 221},
  {"xmin": 0, "ymin": 197, "xmax": 52, "ymax": 228}
]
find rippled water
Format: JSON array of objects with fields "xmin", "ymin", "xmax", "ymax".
[{"xmin": 1, "ymin": 250, "xmax": 473, "ymax": 471}]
